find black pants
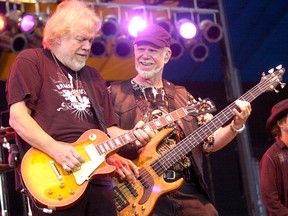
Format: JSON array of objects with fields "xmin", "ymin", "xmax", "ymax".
[{"xmin": 150, "ymin": 191, "xmax": 218, "ymax": 216}]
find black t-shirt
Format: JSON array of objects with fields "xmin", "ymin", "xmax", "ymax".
[{"xmin": 6, "ymin": 48, "xmax": 118, "ymax": 188}]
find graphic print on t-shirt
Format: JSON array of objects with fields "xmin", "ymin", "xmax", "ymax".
[{"xmin": 52, "ymin": 69, "xmax": 93, "ymax": 121}]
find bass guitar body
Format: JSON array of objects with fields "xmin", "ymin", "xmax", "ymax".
[
  {"xmin": 21, "ymin": 129, "xmax": 116, "ymax": 210},
  {"xmin": 114, "ymin": 128, "xmax": 184, "ymax": 216}
]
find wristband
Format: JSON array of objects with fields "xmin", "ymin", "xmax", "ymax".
[{"xmin": 230, "ymin": 123, "xmax": 245, "ymax": 133}]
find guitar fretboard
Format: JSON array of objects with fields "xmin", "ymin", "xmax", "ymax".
[
  {"xmin": 94, "ymin": 107, "xmax": 189, "ymax": 155},
  {"xmin": 152, "ymin": 68, "xmax": 285, "ymax": 175}
]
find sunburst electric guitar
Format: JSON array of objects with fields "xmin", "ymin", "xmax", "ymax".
[
  {"xmin": 21, "ymin": 98, "xmax": 216, "ymax": 210},
  {"xmin": 113, "ymin": 65, "xmax": 286, "ymax": 216}
]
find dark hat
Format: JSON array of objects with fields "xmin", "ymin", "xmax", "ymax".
[
  {"xmin": 134, "ymin": 25, "xmax": 171, "ymax": 48},
  {"xmin": 266, "ymin": 99, "xmax": 288, "ymax": 134}
]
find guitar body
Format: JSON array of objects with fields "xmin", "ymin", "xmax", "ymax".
[
  {"xmin": 114, "ymin": 128, "xmax": 184, "ymax": 216},
  {"xmin": 21, "ymin": 129, "xmax": 116, "ymax": 210}
]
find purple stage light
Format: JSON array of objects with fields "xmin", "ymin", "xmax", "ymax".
[
  {"xmin": 177, "ymin": 19, "xmax": 197, "ymax": 39},
  {"xmin": 128, "ymin": 16, "xmax": 147, "ymax": 37},
  {"xmin": 20, "ymin": 14, "xmax": 36, "ymax": 33}
]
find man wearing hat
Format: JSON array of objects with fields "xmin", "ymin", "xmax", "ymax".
[
  {"xmin": 108, "ymin": 25, "xmax": 251, "ymax": 215},
  {"xmin": 260, "ymin": 99, "xmax": 288, "ymax": 215}
]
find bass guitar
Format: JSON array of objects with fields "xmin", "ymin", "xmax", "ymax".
[
  {"xmin": 21, "ymin": 98, "xmax": 215, "ymax": 210},
  {"xmin": 113, "ymin": 65, "xmax": 286, "ymax": 216}
]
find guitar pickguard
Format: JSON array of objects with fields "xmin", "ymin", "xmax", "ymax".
[{"xmin": 73, "ymin": 144, "xmax": 105, "ymax": 185}]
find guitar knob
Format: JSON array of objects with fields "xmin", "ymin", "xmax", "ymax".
[
  {"xmin": 57, "ymin": 194, "xmax": 63, "ymax": 201},
  {"xmin": 141, "ymin": 206, "xmax": 146, "ymax": 211},
  {"xmin": 70, "ymin": 188, "xmax": 75, "ymax": 195},
  {"xmin": 132, "ymin": 203, "xmax": 136, "ymax": 208},
  {"xmin": 47, "ymin": 189, "xmax": 53, "ymax": 195},
  {"xmin": 134, "ymin": 211, "xmax": 139, "ymax": 216},
  {"xmin": 59, "ymin": 182, "xmax": 65, "ymax": 188}
]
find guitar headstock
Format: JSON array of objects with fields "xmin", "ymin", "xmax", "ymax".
[
  {"xmin": 260, "ymin": 65, "xmax": 286, "ymax": 93},
  {"xmin": 186, "ymin": 98, "xmax": 216, "ymax": 116}
]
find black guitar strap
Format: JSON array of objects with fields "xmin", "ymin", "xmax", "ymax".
[
  {"xmin": 163, "ymin": 80, "xmax": 176, "ymax": 112},
  {"xmin": 81, "ymin": 69, "xmax": 108, "ymax": 134}
]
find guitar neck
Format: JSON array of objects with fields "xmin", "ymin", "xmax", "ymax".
[
  {"xmin": 95, "ymin": 107, "xmax": 189, "ymax": 155},
  {"xmin": 152, "ymin": 77, "xmax": 278, "ymax": 174}
]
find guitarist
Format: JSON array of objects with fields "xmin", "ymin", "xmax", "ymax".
[
  {"xmin": 109, "ymin": 25, "xmax": 252, "ymax": 216},
  {"xmin": 5, "ymin": 1, "xmax": 154, "ymax": 216}
]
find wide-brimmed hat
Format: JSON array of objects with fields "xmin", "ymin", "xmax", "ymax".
[
  {"xmin": 266, "ymin": 99, "xmax": 288, "ymax": 135},
  {"xmin": 134, "ymin": 25, "xmax": 171, "ymax": 48}
]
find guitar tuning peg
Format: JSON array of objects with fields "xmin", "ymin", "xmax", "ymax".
[
  {"xmin": 268, "ymin": 68, "xmax": 274, "ymax": 74},
  {"xmin": 276, "ymin": 64, "xmax": 282, "ymax": 70},
  {"xmin": 198, "ymin": 97, "xmax": 202, "ymax": 101},
  {"xmin": 280, "ymin": 82, "xmax": 286, "ymax": 89},
  {"xmin": 273, "ymin": 88, "xmax": 279, "ymax": 93}
]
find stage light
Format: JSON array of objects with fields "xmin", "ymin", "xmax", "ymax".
[
  {"xmin": 113, "ymin": 35, "xmax": 133, "ymax": 58},
  {"xmin": 101, "ymin": 15, "xmax": 119, "ymax": 39},
  {"xmin": 0, "ymin": 32, "xmax": 27, "ymax": 53},
  {"xmin": 19, "ymin": 14, "xmax": 37, "ymax": 33},
  {"xmin": 189, "ymin": 42, "xmax": 209, "ymax": 62},
  {"xmin": 0, "ymin": 14, "xmax": 7, "ymax": 33},
  {"xmin": 199, "ymin": 20, "xmax": 223, "ymax": 43},
  {"xmin": 170, "ymin": 40, "xmax": 184, "ymax": 60},
  {"xmin": 177, "ymin": 19, "xmax": 197, "ymax": 39},
  {"xmin": 128, "ymin": 16, "xmax": 147, "ymax": 37},
  {"xmin": 90, "ymin": 36, "xmax": 108, "ymax": 57},
  {"xmin": 156, "ymin": 17, "xmax": 174, "ymax": 34}
]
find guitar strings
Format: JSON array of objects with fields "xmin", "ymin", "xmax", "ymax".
[{"xmin": 114, "ymin": 71, "xmax": 279, "ymax": 205}]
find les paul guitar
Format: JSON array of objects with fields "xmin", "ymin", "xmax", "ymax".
[
  {"xmin": 113, "ymin": 65, "xmax": 286, "ymax": 216},
  {"xmin": 21, "ymin": 98, "xmax": 216, "ymax": 210}
]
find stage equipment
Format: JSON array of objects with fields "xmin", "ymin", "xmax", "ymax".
[
  {"xmin": 200, "ymin": 19, "xmax": 223, "ymax": 43},
  {"xmin": 170, "ymin": 39, "xmax": 185, "ymax": 60},
  {"xmin": 101, "ymin": 15, "xmax": 120, "ymax": 38},
  {"xmin": 90, "ymin": 36, "xmax": 108, "ymax": 57},
  {"xmin": 189, "ymin": 41, "xmax": 209, "ymax": 62},
  {"xmin": 19, "ymin": 13, "xmax": 37, "ymax": 34},
  {"xmin": 113, "ymin": 35, "xmax": 133, "ymax": 58},
  {"xmin": 0, "ymin": 31, "xmax": 27, "ymax": 53},
  {"xmin": 0, "ymin": 14, "xmax": 7, "ymax": 33},
  {"xmin": 127, "ymin": 15, "xmax": 147, "ymax": 37},
  {"xmin": 177, "ymin": 18, "xmax": 197, "ymax": 39}
]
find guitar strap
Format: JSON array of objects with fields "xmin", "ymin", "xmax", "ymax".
[
  {"xmin": 81, "ymin": 69, "xmax": 108, "ymax": 134},
  {"xmin": 163, "ymin": 80, "xmax": 176, "ymax": 113}
]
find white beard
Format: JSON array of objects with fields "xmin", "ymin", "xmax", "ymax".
[{"xmin": 136, "ymin": 66, "xmax": 161, "ymax": 79}]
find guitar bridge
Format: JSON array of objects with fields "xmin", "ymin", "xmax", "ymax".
[{"xmin": 114, "ymin": 186, "xmax": 130, "ymax": 212}]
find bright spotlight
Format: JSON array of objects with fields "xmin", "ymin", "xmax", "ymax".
[
  {"xmin": 90, "ymin": 37, "xmax": 108, "ymax": 58},
  {"xmin": 101, "ymin": 15, "xmax": 119, "ymax": 39},
  {"xmin": 189, "ymin": 42, "xmax": 209, "ymax": 62},
  {"xmin": 170, "ymin": 40, "xmax": 184, "ymax": 60},
  {"xmin": 128, "ymin": 16, "xmax": 147, "ymax": 37},
  {"xmin": 177, "ymin": 19, "xmax": 197, "ymax": 39},
  {"xmin": 20, "ymin": 14, "xmax": 37, "ymax": 33},
  {"xmin": 0, "ymin": 14, "xmax": 7, "ymax": 33},
  {"xmin": 113, "ymin": 35, "xmax": 133, "ymax": 58},
  {"xmin": 200, "ymin": 20, "xmax": 223, "ymax": 43}
]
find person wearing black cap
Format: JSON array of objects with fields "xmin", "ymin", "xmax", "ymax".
[
  {"xmin": 260, "ymin": 99, "xmax": 288, "ymax": 215},
  {"xmin": 108, "ymin": 25, "xmax": 252, "ymax": 216}
]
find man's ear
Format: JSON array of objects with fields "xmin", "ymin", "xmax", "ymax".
[{"xmin": 164, "ymin": 48, "xmax": 172, "ymax": 63}]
